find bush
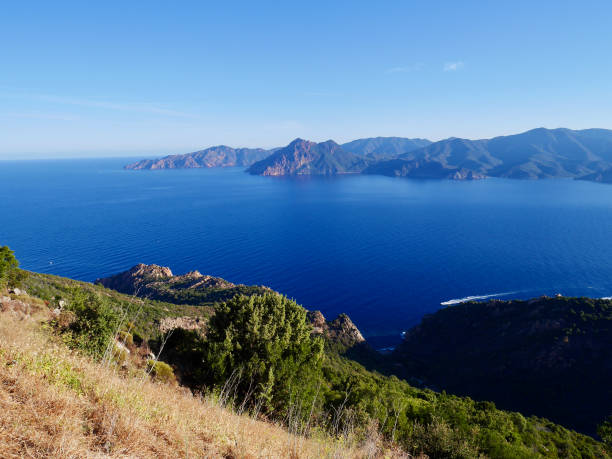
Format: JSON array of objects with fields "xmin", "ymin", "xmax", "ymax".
[
  {"xmin": 0, "ymin": 245, "xmax": 19, "ymax": 289},
  {"xmin": 598, "ymin": 415, "xmax": 612, "ymax": 448},
  {"xmin": 147, "ymin": 359, "xmax": 176, "ymax": 384},
  {"xmin": 201, "ymin": 293, "xmax": 324, "ymax": 415},
  {"xmin": 118, "ymin": 330, "xmax": 134, "ymax": 347},
  {"xmin": 60, "ymin": 288, "xmax": 120, "ymax": 358}
]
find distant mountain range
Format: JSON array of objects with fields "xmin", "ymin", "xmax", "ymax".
[
  {"xmin": 125, "ymin": 128, "xmax": 612, "ymax": 182},
  {"xmin": 124, "ymin": 136, "xmax": 429, "ymax": 173},
  {"xmin": 367, "ymin": 128, "xmax": 612, "ymax": 180}
]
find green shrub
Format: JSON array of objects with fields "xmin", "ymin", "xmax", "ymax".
[
  {"xmin": 598, "ymin": 415, "xmax": 612, "ymax": 448},
  {"xmin": 61, "ymin": 288, "xmax": 120, "ymax": 358},
  {"xmin": 0, "ymin": 245, "xmax": 19, "ymax": 289},
  {"xmin": 118, "ymin": 330, "xmax": 134, "ymax": 347},
  {"xmin": 201, "ymin": 293, "xmax": 324, "ymax": 415},
  {"xmin": 147, "ymin": 359, "xmax": 176, "ymax": 384}
]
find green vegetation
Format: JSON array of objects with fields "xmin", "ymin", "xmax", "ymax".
[
  {"xmin": 0, "ymin": 245, "xmax": 26, "ymax": 289},
  {"xmin": 393, "ymin": 296, "xmax": 612, "ymax": 437},
  {"xmin": 146, "ymin": 359, "xmax": 176, "ymax": 384},
  {"xmin": 145, "ymin": 283, "xmax": 268, "ymax": 307},
  {"xmin": 6, "ymin": 252, "xmax": 609, "ymax": 458},
  {"xmin": 153, "ymin": 292, "xmax": 607, "ymax": 458},
  {"xmin": 23, "ymin": 271, "xmax": 213, "ymax": 341},
  {"xmin": 56, "ymin": 288, "xmax": 120, "ymax": 358},
  {"xmin": 599, "ymin": 415, "xmax": 612, "ymax": 449},
  {"xmin": 201, "ymin": 293, "xmax": 324, "ymax": 415}
]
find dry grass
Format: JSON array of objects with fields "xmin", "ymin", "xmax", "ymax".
[{"xmin": 0, "ymin": 303, "xmax": 410, "ymax": 458}]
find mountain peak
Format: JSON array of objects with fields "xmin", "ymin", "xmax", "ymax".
[{"xmin": 248, "ymin": 139, "xmax": 368, "ymax": 176}]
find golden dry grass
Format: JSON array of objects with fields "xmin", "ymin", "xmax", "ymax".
[{"xmin": 0, "ymin": 304, "xmax": 410, "ymax": 458}]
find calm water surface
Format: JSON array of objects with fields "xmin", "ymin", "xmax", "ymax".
[{"xmin": 2, "ymin": 158, "xmax": 612, "ymax": 346}]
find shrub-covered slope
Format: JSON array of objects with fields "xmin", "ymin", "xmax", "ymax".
[
  {"xmin": 393, "ymin": 296, "xmax": 612, "ymax": 436},
  {"xmin": 2, "ymin": 248, "xmax": 609, "ymax": 458}
]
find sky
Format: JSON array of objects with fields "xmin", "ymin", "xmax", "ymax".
[{"xmin": 2, "ymin": 0, "xmax": 612, "ymax": 159}]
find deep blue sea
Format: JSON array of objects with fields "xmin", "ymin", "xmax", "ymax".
[{"xmin": 3, "ymin": 157, "xmax": 612, "ymax": 347}]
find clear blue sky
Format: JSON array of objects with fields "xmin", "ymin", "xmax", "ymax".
[{"xmin": 2, "ymin": 0, "xmax": 612, "ymax": 158}]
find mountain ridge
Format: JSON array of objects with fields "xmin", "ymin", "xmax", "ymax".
[
  {"xmin": 368, "ymin": 127, "xmax": 612, "ymax": 180},
  {"xmin": 123, "ymin": 128, "xmax": 612, "ymax": 182}
]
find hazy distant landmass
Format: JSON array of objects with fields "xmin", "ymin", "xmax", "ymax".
[
  {"xmin": 578, "ymin": 167, "xmax": 612, "ymax": 183},
  {"xmin": 366, "ymin": 128, "xmax": 612, "ymax": 180},
  {"xmin": 125, "ymin": 128, "xmax": 612, "ymax": 181},
  {"xmin": 341, "ymin": 136, "xmax": 432, "ymax": 156},
  {"xmin": 124, "ymin": 136, "xmax": 431, "ymax": 173},
  {"xmin": 124, "ymin": 145, "xmax": 274, "ymax": 170}
]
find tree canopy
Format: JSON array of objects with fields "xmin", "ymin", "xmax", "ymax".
[
  {"xmin": 0, "ymin": 245, "xmax": 20, "ymax": 289},
  {"xmin": 201, "ymin": 292, "xmax": 324, "ymax": 414}
]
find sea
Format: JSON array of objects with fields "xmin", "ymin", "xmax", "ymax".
[{"xmin": 2, "ymin": 157, "xmax": 612, "ymax": 348}]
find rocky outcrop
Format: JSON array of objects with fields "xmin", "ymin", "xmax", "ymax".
[
  {"xmin": 95, "ymin": 264, "xmax": 267, "ymax": 306},
  {"xmin": 308, "ymin": 310, "xmax": 365, "ymax": 350},
  {"xmin": 0, "ymin": 295, "xmax": 32, "ymax": 319},
  {"xmin": 95, "ymin": 263, "xmax": 235, "ymax": 297},
  {"xmin": 159, "ymin": 316, "xmax": 205, "ymax": 334},
  {"xmin": 95, "ymin": 263, "xmax": 175, "ymax": 295}
]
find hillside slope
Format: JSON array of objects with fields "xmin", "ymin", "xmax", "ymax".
[
  {"xmin": 0, "ymin": 297, "xmax": 378, "ymax": 458},
  {"xmin": 2, "ymin": 256, "xmax": 607, "ymax": 458},
  {"xmin": 393, "ymin": 295, "xmax": 612, "ymax": 435}
]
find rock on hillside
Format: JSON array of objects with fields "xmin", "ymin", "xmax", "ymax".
[
  {"xmin": 95, "ymin": 263, "xmax": 240, "ymax": 300},
  {"xmin": 307, "ymin": 310, "xmax": 369, "ymax": 353}
]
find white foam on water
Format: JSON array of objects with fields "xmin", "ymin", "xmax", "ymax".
[{"xmin": 440, "ymin": 291, "xmax": 518, "ymax": 306}]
